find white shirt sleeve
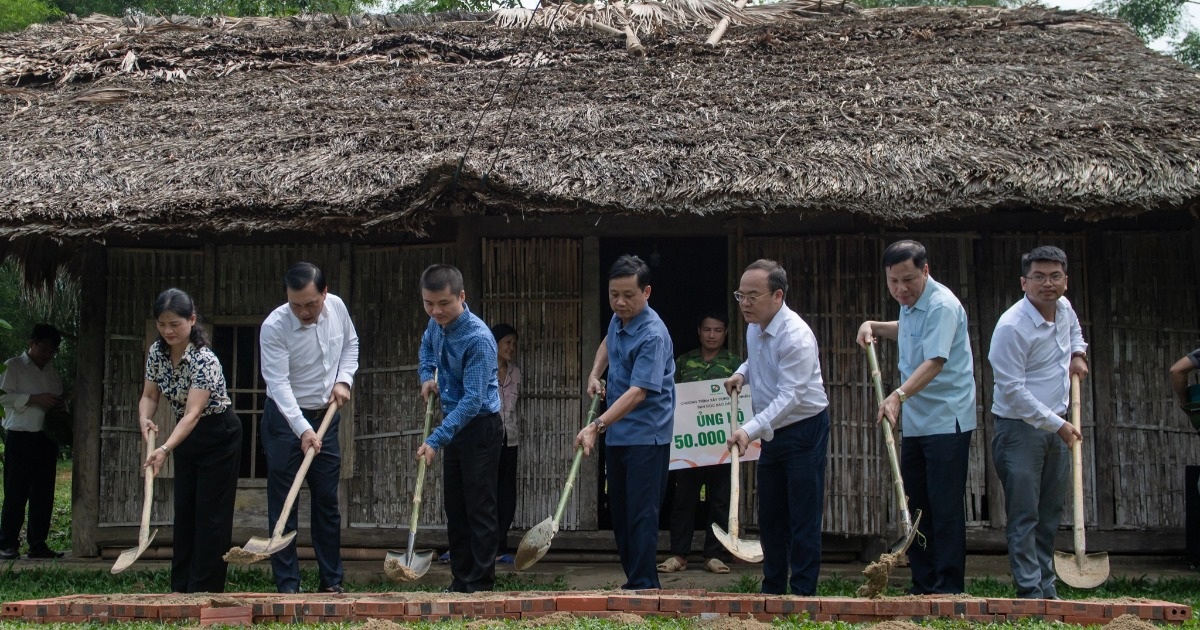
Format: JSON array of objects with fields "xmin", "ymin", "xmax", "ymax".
[
  {"xmin": 260, "ymin": 317, "xmax": 310, "ymax": 438},
  {"xmin": 336, "ymin": 300, "xmax": 359, "ymax": 388},
  {"xmin": 989, "ymin": 322, "xmax": 1062, "ymax": 432}
]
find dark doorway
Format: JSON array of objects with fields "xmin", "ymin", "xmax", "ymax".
[{"xmin": 594, "ymin": 237, "xmax": 729, "ymax": 530}]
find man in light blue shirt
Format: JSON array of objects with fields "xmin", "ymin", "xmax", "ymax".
[
  {"xmin": 417, "ymin": 263, "xmax": 502, "ymax": 593},
  {"xmin": 857, "ymin": 240, "xmax": 976, "ymax": 594},
  {"xmin": 725, "ymin": 259, "xmax": 830, "ymax": 596},
  {"xmin": 989, "ymin": 245, "xmax": 1088, "ymax": 599},
  {"xmin": 576, "ymin": 255, "xmax": 675, "ymax": 590}
]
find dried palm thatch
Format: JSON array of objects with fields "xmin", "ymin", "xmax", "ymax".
[{"xmin": 0, "ymin": 4, "xmax": 1198, "ymax": 245}]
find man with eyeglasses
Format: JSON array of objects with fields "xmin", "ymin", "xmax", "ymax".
[
  {"xmin": 0, "ymin": 324, "xmax": 65, "ymax": 560},
  {"xmin": 723, "ymin": 259, "xmax": 829, "ymax": 596},
  {"xmin": 576, "ymin": 255, "xmax": 675, "ymax": 590},
  {"xmin": 988, "ymin": 245, "xmax": 1088, "ymax": 599},
  {"xmin": 856, "ymin": 240, "xmax": 974, "ymax": 595}
]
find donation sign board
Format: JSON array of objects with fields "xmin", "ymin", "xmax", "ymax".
[{"xmin": 669, "ymin": 379, "xmax": 761, "ymax": 470}]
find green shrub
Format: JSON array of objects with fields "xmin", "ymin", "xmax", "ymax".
[{"xmin": 0, "ymin": 0, "xmax": 62, "ymax": 32}]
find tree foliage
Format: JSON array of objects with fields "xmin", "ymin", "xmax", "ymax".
[
  {"xmin": 0, "ymin": 0, "xmax": 63, "ymax": 32},
  {"xmin": 1100, "ymin": 0, "xmax": 1200, "ymax": 68}
]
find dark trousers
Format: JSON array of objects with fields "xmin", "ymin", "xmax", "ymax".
[
  {"xmin": 496, "ymin": 444, "xmax": 518, "ymax": 556},
  {"xmin": 171, "ymin": 409, "xmax": 241, "ymax": 593},
  {"xmin": 608, "ymin": 443, "xmax": 670, "ymax": 590},
  {"xmin": 0, "ymin": 430, "xmax": 58, "ymax": 551},
  {"xmin": 757, "ymin": 409, "xmax": 829, "ymax": 595},
  {"xmin": 901, "ymin": 425, "xmax": 973, "ymax": 595},
  {"xmin": 667, "ymin": 465, "xmax": 730, "ymax": 561},
  {"xmin": 444, "ymin": 412, "xmax": 502, "ymax": 592},
  {"xmin": 261, "ymin": 398, "xmax": 343, "ymax": 593}
]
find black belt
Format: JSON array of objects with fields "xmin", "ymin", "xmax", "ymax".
[{"xmin": 301, "ymin": 406, "xmax": 331, "ymax": 422}]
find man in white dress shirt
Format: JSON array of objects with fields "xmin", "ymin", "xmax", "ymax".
[
  {"xmin": 988, "ymin": 245, "xmax": 1088, "ymax": 599},
  {"xmin": 723, "ymin": 259, "xmax": 830, "ymax": 596},
  {"xmin": 260, "ymin": 262, "xmax": 359, "ymax": 594},
  {"xmin": 0, "ymin": 324, "xmax": 64, "ymax": 560}
]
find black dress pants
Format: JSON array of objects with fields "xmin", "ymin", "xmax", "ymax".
[
  {"xmin": 444, "ymin": 412, "xmax": 501, "ymax": 592},
  {"xmin": 171, "ymin": 409, "xmax": 242, "ymax": 593},
  {"xmin": 0, "ymin": 430, "xmax": 58, "ymax": 551}
]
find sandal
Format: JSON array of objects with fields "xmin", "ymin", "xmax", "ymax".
[
  {"xmin": 656, "ymin": 556, "xmax": 687, "ymax": 573},
  {"xmin": 704, "ymin": 558, "xmax": 730, "ymax": 574}
]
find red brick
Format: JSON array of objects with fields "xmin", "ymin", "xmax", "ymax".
[
  {"xmin": 988, "ymin": 598, "xmax": 1046, "ymax": 615},
  {"xmin": 1046, "ymin": 600, "xmax": 1109, "ymax": 618},
  {"xmin": 252, "ymin": 616, "xmax": 279, "ymax": 623},
  {"xmin": 821, "ymin": 598, "xmax": 875, "ymax": 615},
  {"xmin": 47, "ymin": 615, "xmax": 89, "ymax": 623},
  {"xmin": 875, "ymin": 599, "xmax": 932, "ymax": 616},
  {"xmin": 505, "ymin": 597, "xmax": 556, "ymax": 614},
  {"xmin": 752, "ymin": 612, "xmax": 777, "ymax": 622},
  {"xmin": 964, "ymin": 614, "xmax": 1007, "ymax": 623},
  {"xmin": 200, "ymin": 606, "xmax": 252, "ymax": 627},
  {"xmin": 448, "ymin": 600, "xmax": 506, "ymax": 617},
  {"xmin": 522, "ymin": 610, "xmax": 564, "ymax": 619},
  {"xmin": 32, "ymin": 603, "xmax": 69, "ymax": 617},
  {"xmin": 653, "ymin": 589, "xmax": 707, "ymax": 596},
  {"xmin": 711, "ymin": 596, "xmax": 767, "ymax": 614},
  {"xmin": 556, "ymin": 595, "xmax": 608, "ymax": 612},
  {"xmin": 112, "ymin": 603, "xmax": 159, "ymax": 619},
  {"xmin": 301, "ymin": 601, "xmax": 352, "ymax": 617},
  {"xmin": 931, "ymin": 599, "xmax": 988, "ymax": 617},
  {"xmin": 407, "ymin": 601, "xmax": 451, "ymax": 616},
  {"xmin": 1152, "ymin": 601, "xmax": 1193, "ymax": 622},
  {"xmin": 301, "ymin": 615, "xmax": 325, "ymax": 623},
  {"xmin": 658, "ymin": 596, "xmax": 714, "ymax": 614},
  {"xmin": 810, "ymin": 613, "xmax": 835, "ymax": 622},
  {"xmin": 764, "ymin": 597, "xmax": 821, "ymax": 615},
  {"xmin": 159, "ymin": 604, "xmax": 203, "ymax": 620},
  {"xmin": 1008, "ymin": 613, "xmax": 1064, "ymax": 622},
  {"xmin": 2, "ymin": 603, "xmax": 26, "ymax": 617},
  {"xmin": 607, "ymin": 595, "xmax": 660, "ymax": 612},
  {"xmin": 1063, "ymin": 615, "xmax": 1112, "ymax": 626}
]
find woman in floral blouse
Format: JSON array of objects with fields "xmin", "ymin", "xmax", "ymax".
[{"xmin": 139, "ymin": 288, "xmax": 242, "ymax": 593}]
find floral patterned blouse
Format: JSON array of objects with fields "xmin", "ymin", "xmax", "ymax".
[{"xmin": 145, "ymin": 341, "xmax": 231, "ymax": 420}]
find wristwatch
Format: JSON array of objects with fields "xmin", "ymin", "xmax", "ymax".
[
  {"xmin": 592, "ymin": 418, "xmax": 607, "ymax": 434},
  {"xmin": 1072, "ymin": 351, "xmax": 1087, "ymax": 360},
  {"xmin": 895, "ymin": 389, "xmax": 908, "ymax": 404}
]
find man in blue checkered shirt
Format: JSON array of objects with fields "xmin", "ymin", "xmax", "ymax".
[{"xmin": 417, "ymin": 264, "xmax": 503, "ymax": 593}]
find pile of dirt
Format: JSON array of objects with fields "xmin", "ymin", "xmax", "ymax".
[
  {"xmin": 607, "ymin": 612, "xmax": 645, "ymax": 625},
  {"xmin": 871, "ymin": 621, "xmax": 923, "ymax": 630},
  {"xmin": 360, "ymin": 620, "xmax": 405, "ymax": 630},
  {"xmin": 522, "ymin": 612, "xmax": 577, "ymax": 627},
  {"xmin": 1104, "ymin": 614, "xmax": 1157, "ymax": 630},
  {"xmin": 222, "ymin": 546, "xmax": 269, "ymax": 565},
  {"xmin": 857, "ymin": 552, "xmax": 902, "ymax": 598},
  {"xmin": 383, "ymin": 556, "xmax": 421, "ymax": 582}
]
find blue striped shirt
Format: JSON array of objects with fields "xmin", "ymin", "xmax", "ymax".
[{"xmin": 418, "ymin": 304, "xmax": 501, "ymax": 450}]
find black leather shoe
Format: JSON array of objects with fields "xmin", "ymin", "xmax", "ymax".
[
  {"xmin": 319, "ymin": 584, "xmax": 345, "ymax": 595},
  {"xmin": 0, "ymin": 548, "xmax": 18, "ymax": 560},
  {"xmin": 26, "ymin": 547, "xmax": 64, "ymax": 559}
]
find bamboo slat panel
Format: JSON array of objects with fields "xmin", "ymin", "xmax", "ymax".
[
  {"xmin": 480, "ymin": 238, "xmax": 585, "ymax": 530},
  {"xmin": 1097, "ymin": 232, "xmax": 1200, "ymax": 528},
  {"xmin": 976, "ymin": 235, "xmax": 1097, "ymax": 527},
  {"xmin": 101, "ymin": 249, "xmax": 205, "ymax": 525},
  {"xmin": 213, "ymin": 244, "xmax": 345, "ymax": 317},
  {"xmin": 346, "ymin": 244, "xmax": 456, "ymax": 528}
]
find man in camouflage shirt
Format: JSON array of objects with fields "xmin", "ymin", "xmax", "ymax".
[{"xmin": 658, "ymin": 312, "xmax": 742, "ymax": 574}]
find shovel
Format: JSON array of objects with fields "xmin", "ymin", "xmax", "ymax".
[
  {"xmin": 1054, "ymin": 373, "xmax": 1109, "ymax": 588},
  {"xmin": 384, "ymin": 393, "xmax": 439, "ymax": 581},
  {"xmin": 515, "ymin": 386, "xmax": 604, "ymax": 571},
  {"xmin": 712, "ymin": 390, "xmax": 764, "ymax": 563},
  {"xmin": 225, "ymin": 403, "xmax": 339, "ymax": 564},
  {"xmin": 867, "ymin": 340, "xmax": 922, "ymax": 555},
  {"xmin": 111, "ymin": 429, "xmax": 159, "ymax": 574}
]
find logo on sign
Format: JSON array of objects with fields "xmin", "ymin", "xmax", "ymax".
[{"xmin": 710, "ymin": 384, "xmax": 720, "ymax": 393}]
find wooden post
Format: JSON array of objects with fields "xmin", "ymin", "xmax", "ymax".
[
  {"xmin": 578, "ymin": 236, "xmax": 601, "ymax": 530},
  {"xmin": 71, "ymin": 244, "xmax": 106, "ymax": 557},
  {"xmin": 705, "ymin": 0, "xmax": 748, "ymax": 48}
]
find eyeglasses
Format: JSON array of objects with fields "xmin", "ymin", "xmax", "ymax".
[
  {"xmin": 733, "ymin": 291, "xmax": 766, "ymax": 305},
  {"xmin": 1024, "ymin": 273, "xmax": 1067, "ymax": 284}
]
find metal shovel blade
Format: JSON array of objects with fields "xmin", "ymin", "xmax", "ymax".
[
  {"xmin": 711, "ymin": 523, "xmax": 763, "ymax": 563},
  {"xmin": 888, "ymin": 510, "xmax": 923, "ymax": 556},
  {"xmin": 515, "ymin": 516, "xmax": 556, "ymax": 571},
  {"xmin": 384, "ymin": 548, "xmax": 433, "ymax": 581},
  {"xmin": 1054, "ymin": 550, "xmax": 1110, "ymax": 589},
  {"xmin": 111, "ymin": 529, "xmax": 157, "ymax": 574},
  {"xmin": 239, "ymin": 530, "xmax": 297, "ymax": 557}
]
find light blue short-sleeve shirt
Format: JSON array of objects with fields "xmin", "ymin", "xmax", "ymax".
[
  {"xmin": 605, "ymin": 305, "xmax": 676, "ymax": 447},
  {"xmin": 898, "ymin": 277, "xmax": 977, "ymax": 437}
]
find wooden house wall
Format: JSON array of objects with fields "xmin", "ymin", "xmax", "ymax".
[{"xmin": 479, "ymin": 238, "xmax": 589, "ymax": 530}]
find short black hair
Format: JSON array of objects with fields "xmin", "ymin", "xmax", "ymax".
[
  {"xmin": 609, "ymin": 255, "xmax": 651, "ymax": 289},
  {"xmin": 744, "ymin": 259, "xmax": 788, "ymax": 296},
  {"xmin": 30, "ymin": 323, "xmax": 61, "ymax": 347},
  {"xmin": 491, "ymin": 323, "xmax": 517, "ymax": 342},
  {"xmin": 284, "ymin": 262, "xmax": 326, "ymax": 293},
  {"xmin": 697, "ymin": 311, "xmax": 729, "ymax": 328},
  {"xmin": 421, "ymin": 264, "xmax": 465, "ymax": 294},
  {"xmin": 1021, "ymin": 245, "xmax": 1068, "ymax": 277},
  {"xmin": 882, "ymin": 240, "xmax": 928, "ymax": 270}
]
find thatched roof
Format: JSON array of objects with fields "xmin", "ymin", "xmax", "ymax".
[{"xmin": 1, "ymin": 3, "xmax": 1199, "ymax": 240}]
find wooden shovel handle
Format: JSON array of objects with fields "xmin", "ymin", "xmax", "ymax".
[
  {"xmin": 727, "ymin": 391, "xmax": 741, "ymax": 540},
  {"xmin": 409, "ymin": 394, "xmax": 438, "ymax": 532},
  {"xmin": 554, "ymin": 387, "xmax": 604, "ymax": 524},
  {"xmin": 272, "ymin": 403, "xmax": 339, "ymax": 539},
  {"xmin": 139, "ymin": 430, "xmax": 157, "ymax": 542},
  {"xmin": 1070, "ymin": 374, "xmax": 1087, "ymax": 556},
  {"xmin": 867, "ymin": 340, "xmax": 912, "ymax": 534}
]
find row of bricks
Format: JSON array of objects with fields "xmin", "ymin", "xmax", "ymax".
[
  {"xmin": 4, "ymin": 596, "xmax": 1191, "ymax": 623},
  {"xmin": 9, "ymin": 611, "xmax": 1185, "ymax": 626}
]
